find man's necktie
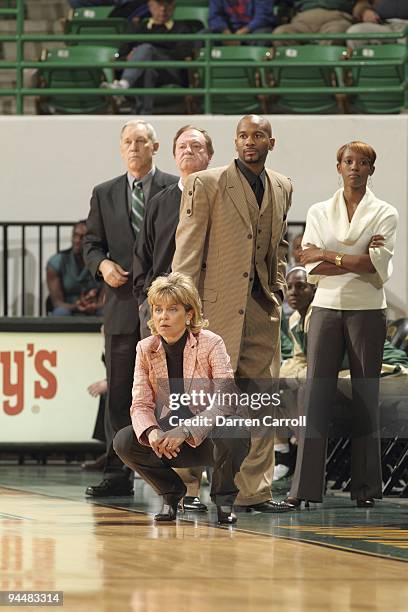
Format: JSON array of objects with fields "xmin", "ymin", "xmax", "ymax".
[
  {"xmin": 253, "ymin": 176, "xmax": 264, "ymax": 207},
  {"xmin": 131, "ymin": 180, "xmax": 145, "ymax": 234}
]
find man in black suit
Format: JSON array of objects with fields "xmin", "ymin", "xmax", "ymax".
[
  {"xmin": 84, "ymin": 119, "xmax": 177, "ymax": 497},
  {"xmin": 133, "ymin": 125, "xmax": 213, "ymax": 337},
  {"xmin": 132, "ymin": 124, "xmax": 213, "ymax": 510}
]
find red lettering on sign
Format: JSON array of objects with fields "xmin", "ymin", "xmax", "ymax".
[
  {"xmin": 34, "ymin": 351, "xmax": 57, "ymax": 399},
  {"xmin": 0, "ymin": 351, "xmax": 24, "ymax": 415}
]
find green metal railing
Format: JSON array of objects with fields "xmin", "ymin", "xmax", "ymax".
[{"xmin": 0, "ymin": 0, "xmax": 407, "ymax": 114}]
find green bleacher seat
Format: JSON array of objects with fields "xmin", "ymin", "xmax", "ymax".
[
  {"xmin": 71, "ymin": 6, "xmax": 115, "ymax": 20},
  {"xmin": 270, "ymin": 45, "xmax": 348, "ymax": 114},
  {"xmin": 64, "ymin": 8, "xmax": 129, "ymax": 42},
  {"xmin": 348, "ymin": 45, "xmax": 406, "ymax": 114},
  {"xmin": 193, "ymin": 46, "xmax": 272, "ymax": 115},
  {"xmin": 36, "ymin": 45, "xmax": 118, "ymax": 115},
  {"xmin": 173, "ymin": 6, "xmax": 209, "ymax": 29}
]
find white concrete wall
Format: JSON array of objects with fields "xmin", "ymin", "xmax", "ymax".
[{"xmin": 0, "ymin": 115, "xmax": 407, "ymax": 314}]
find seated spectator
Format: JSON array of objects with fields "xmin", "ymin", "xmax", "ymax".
[
  {"xmin": 208, "ymin": 0, "xmax": 276, "ymax": 45},
  {"xmin": 46, "ymin": 220, "xmax": 103, "ymax": 316},
  {"xmin": 347, "ymin": 1, "xmax": 408, "ymax": 49},
  {"xmin": 273, "ymin": 0, "xmax": 368, "ymax": 44},
  {"xmin": 101, "ymin": 0, "xmax": 201, "ymax": 114}
]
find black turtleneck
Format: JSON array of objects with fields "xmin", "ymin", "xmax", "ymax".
[{"xmin": 161, "ymin": 329, "xmax": 188, "ymax": 397}]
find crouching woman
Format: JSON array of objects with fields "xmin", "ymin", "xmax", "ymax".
[{"xmin": 113, "ymin": 272, "xmax": 249, "ymax": 524}]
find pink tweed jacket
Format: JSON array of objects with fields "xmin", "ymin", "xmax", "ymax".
[{"xmin": 130, "ymin": 329, "xmax": 235, "ymax": 447}]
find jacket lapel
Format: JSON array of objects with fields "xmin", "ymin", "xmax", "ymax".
[
  {"xmin": 149, "ymin": 168, "xmax": 166, "ymax": 200},
  {"xmin": 149, "ymin": 338, "xmax": 170, "ymax": 396},
  {"xmin": 266, "ymin": 170, "xmax": 284, "ymax": 248},
  {"xmin": 183, "ymin": 332, "xmax": 198, "ymax": 393},
  {"xmin": 226, "ymin": 161, "xmax": 252, "ymax": 227},
  {"xmin": 110, "ymin": 173, "xmax": 134, "ymax": 237}
]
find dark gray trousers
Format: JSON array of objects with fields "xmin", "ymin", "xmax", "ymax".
[
  {"xmin": 113, "ymin": 425, "xmax": 249, "ymax": 506},
  {"xmin": 104, "ymin": 332, "xmax": 139, "ymax": 480},
  {"xmin": 290, "ymin": 307, "xmax": 386, "ymax": 502}
]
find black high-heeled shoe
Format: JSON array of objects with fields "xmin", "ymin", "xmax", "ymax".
[
  {"xmin": 154, "ymin": 492, "xmax": 185, "ymax": 522},
  {"xmin": 217, "ymin": 505, "xmax": 237, "ymax": 525},
  {"xmin": 284, "ymin": 496, "xmax": 310, "ymax": 509},
  {"xmin": 179, "ymin": 496, "xmax": 208, "ymax": 512},
  {"xmin": 356, "ymin": 498, "xmax": 374, "ymax": 508}
]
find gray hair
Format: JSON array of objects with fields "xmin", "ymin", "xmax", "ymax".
[{"xmin": 120, "ymin": 119, "xmax": 158, "ymax": 144}]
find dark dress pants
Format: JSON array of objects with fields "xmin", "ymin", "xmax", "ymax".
[
  {"xmin": 290, "ymin": 307, "xmax": 386, "ymax": 502},
  {"xmin": 113, "ymin": 425, "xmax": 250, "ymax": 506},
  {"xmin": 104, "ymin": 332, "xmax": 139, "ymax": 481}
]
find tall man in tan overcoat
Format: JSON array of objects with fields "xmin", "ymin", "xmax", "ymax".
[{"xmin": 172, "ymin": 115, "xmax": 293, "ymax": 512}]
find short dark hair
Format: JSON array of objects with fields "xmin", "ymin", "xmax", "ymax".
[
  {"xmin": 172, "ymin": 125, "xmax": 214, "ymax": 157},
  {"xmin": 336, "ymin": 141, "xmax": 376, "ymax": 167},
  {"xmin": 237, "ymin": 114, "xmax": 272, "ymax": 137}
]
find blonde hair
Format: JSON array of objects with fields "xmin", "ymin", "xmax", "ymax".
[{"xmin": 147, "ymin": 272, "xmax": 208, "ymax": 335}]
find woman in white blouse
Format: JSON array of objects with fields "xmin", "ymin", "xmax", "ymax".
[{"xmin": 285, "ymin": 141, "xmax": 398, "ymax": 509}]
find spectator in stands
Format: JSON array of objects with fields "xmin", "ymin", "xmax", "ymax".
[
  {"xmin": 208, "ymin": 0, "xmax": 276, "ymax": 45},
  {"xmin": 272, "ymin": 1, "xmax": 369, "ymax": 44},
  {"xmin": 347, "ymin": 1, "xmax": 408, "ymax": 49},
  {"xmin": 46, "ymin": 220, "xmax": 103, "ymax": 316},
  {"xmin": 284, "ymin": 141, "xmax": 399, "ymax": 509},
  {"xmin": 101, "ymin": 0, "xmax": 201, "ymax": 114}
]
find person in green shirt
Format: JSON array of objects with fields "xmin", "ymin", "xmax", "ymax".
[{"xmin": 46, "ymin": 220, "xmax": 103, "ymax": 316}]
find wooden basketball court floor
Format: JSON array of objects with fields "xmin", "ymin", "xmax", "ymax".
[{"xmin": 1, "ymin": 465, "xmax": 408, "ymax": 612}]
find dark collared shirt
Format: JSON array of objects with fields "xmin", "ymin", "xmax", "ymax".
[{"xmin": 235, "ymin": 158, "xmax": 265, "ymax": 207}]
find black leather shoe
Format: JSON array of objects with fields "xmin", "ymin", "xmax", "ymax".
[
  {"xmin": 284, "ymin": 497, "xmax": 310, "ymax": 509},
  {"xmin": 356, "ymin": 498, "xmax": 375, "ymax": 508},
  {"xmin": 239, "ymin": 500, "xmax": 293, "ymax": 513},
  {"xmin": 85, "ymin": 478, "xmax": 134, "ymax": 497},
  {"xmin": 155, "ymin": 491, "xmax": 186, "ymax": 522},
  {"xmin": 181, "ymin": 496, "xmax": 208, "ymax": 512},
  {"xmin": 217, "ymin": 505, "xmax": 237, "ymax": 525}
]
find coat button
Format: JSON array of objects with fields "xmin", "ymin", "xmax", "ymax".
[
  {"xmin": 188, "ymin": 191, "xmax": 192, "ymax": 195},
  {"xmin": 201, "ymin": 262, "xmax": 207, "ymax": 269},
  {"xmin": 247, "ymin": 234, "xmax": 252, "ymax": 239},
  {"xmin": 243, "ymin": 272, "xmax": 248, "ymax": 277},
  {"xmin": 239, "ymin": 309, "xmax": 244, "ymax": 315},
  {"xmin": 187, "ymin": 208, "xmax": 191, "ymax": 214}
]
